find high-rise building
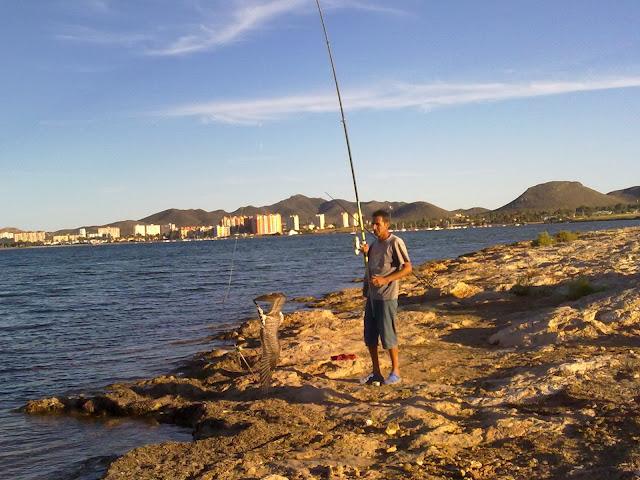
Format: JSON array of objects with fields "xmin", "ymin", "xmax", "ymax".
[
  {"xmin": 145, "ymin": 224, "xmax": 161, "ymax": 236},
  {"xmin": 14, "ymin": 231, "xmax": 46, "ymax": 243},
  {"xmin": 97, "ymin": 226, "xmax": 120, "ymax": 239},
  {"xmin": 78, "ymin": 228, "xmax": 86, "ymax": 237},
  {"xmin": 0, "ymin": 231, "xmax": 14, "ymax": 240},
  {"xmin": 215, "ymin": 225, "xmax": 231, "ymax": 238},
  {"xmin": 134, "ymin": 224, "xmax": 146, "ymax": 237},
  {"xmin": 288, "ymin": 214, "xmax": 300, "ymax": 232},
  {"xmin": 316, "ymin": 213, "xmax": 325, "ymax": 230},
  {"xmin": 341, "ymin": 212, "xmax": 349, "ymax": 228},
  {"xmin": 251, "ymin": 213, "xmax": 282, "ymax": 235},
  {"xmin": 221, "ymin": 215, "xmax": 250, "ymax": 233},
  {"xmin": 179, "ymin": 226, "xmax": 198, "ymax": 239}
]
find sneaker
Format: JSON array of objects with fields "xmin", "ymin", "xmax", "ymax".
[
  {"xmin": 384, "ymin": 373, "xmax": 402, "ymax": 385},
  {"xmin": 360, "ymin": 373, "xmax": 384, "ymax": 385}
]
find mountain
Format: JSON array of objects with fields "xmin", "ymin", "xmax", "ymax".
[
  {"xmin": 44, "ymin": 182, "xmax": 640, "ymax": 234},
  {"xmin": 453, "ymin": 207, "xmax": 491, "ymax": 216},
  {"xmin": 495, "ymin": 181, "xmax": 626, "ymax": 212},
  {"xmin": 231, "ymin": 194, "xmax": 326, "ymax": 223},
  {"xmin": 139, "ymin": 208, "xmax": 227, "ymax": 227},
  {"xmin": 392, "ymin": 202, "xmax": 452, "ymax": 220},
  {"xmin": 316, "ymin": 199, "xmax": 451, "ymax": 225},
  {"xmin": 607, "ymin": 186, "xmax": 640, "ymax": 202},
  {"xmin": 0, "ymin": 227, "xmax": 23, "ymax": 233}
]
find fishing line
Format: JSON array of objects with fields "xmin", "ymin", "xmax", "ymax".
[
  {"xmin": 221, "ymin": 234, "xmax": 239, "ymax": 304},
  {"xmin": 221, "ymin": 208, "xmax": 244, "ymax": 304}
]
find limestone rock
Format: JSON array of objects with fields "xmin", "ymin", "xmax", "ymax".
[{"xmin": 448, "ymin": 282, "xmax": 483, "ymax": 299}]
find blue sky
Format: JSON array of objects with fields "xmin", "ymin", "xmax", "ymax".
[{"xmin": 1, "ymin": 0, "xmax": 639, "ymax": 231}]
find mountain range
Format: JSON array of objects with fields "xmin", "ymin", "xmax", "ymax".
[
  {"xmin": 135, "ymin": 181, "xmax": 639, "ymax": 229},
  {"xmin": 2, "ymin": 181, "xmax": 639, "ymax": 234}
]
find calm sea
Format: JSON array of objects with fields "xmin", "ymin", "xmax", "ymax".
[{"xmin": 1, "ymin": 219, "xmax": 639, "ymax": 480}]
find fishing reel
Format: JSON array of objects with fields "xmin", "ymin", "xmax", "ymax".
[{"xmin": 353, "ymin": 235, "xmax": 361, "ymax": 256}]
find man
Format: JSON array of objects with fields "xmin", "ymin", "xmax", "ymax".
[{"xmin": 361, "ymin": 209, "xmax": 412, "ymax": 385}]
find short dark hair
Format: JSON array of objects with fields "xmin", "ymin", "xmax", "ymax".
[{"xmin": 371, "ymin": 209, "xmax": 391, "ymax": 224}]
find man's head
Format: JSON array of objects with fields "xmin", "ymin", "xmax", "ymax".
[{"xmin": 371, "ymin": 209, "xmax": 391, "ymax": 240}]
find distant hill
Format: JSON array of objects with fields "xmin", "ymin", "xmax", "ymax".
[
  {"xmin": 43, "ymin": 182, "xmax": 640, "ymax": 234},
  {"xmin": 607, "ymin": 186, "xmax": 640, "ymax": 202},
  {"xmin": 317, "ymin": 199, "xmax": 451, "ymax": 225},
  {"xmin": 231, "ymin": 194, "xmax": 327, "ymax": 223},
  {"xmin": 495, "ymin": 181, "xmax": 625, "ymax": 212},
  {"xmin": 392, "ymin": 202, "xmax": 452, "ymax": 221},
  {"xmin": 139, "ymin": 208, "xmax": 226, "ymax": 227},
  {"xmin": 0, "ymin": 227, "xmax": 23, "ymax": 233},
  {"xmin": 453, "ymin": 207, "xmax": 491, "ymax": 216}
]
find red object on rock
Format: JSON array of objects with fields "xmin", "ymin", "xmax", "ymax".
[{"xmin": 331, "ymin": 353, "xmax": 356, "ymax": 361}]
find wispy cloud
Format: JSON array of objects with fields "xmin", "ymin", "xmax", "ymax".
[
  {"xmin": 55, "ymin": 0, "xmax": 404, "ymax": 55},
  {"xmin": 156, "ymin": 76, "xmax": 640, "ymax": 125},
  {"xmin": 147, "ymin": 0, "xmax": 307, "ymax": 56},
  {"xmin": 322, "ymin": 0, "xmax": 408, "ymax": 16},
  {"xmin": 56, "ymin": 26, "xmax": 150, "ymax": 46}
]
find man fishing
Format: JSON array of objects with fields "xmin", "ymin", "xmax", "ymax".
[{"xmin": 361, "ymin": 209, "xmax": 412, "ymax": 385}]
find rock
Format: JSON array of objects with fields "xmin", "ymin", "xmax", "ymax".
[
  {"xmin": 21, "ymin": 397, "xmax": 66, "ymax": 414},
  {"xmin": 385, "ymin": 422, "xmax": 400, "ymax": 436},
  {"xmin": 81, "ymin": 399, "xmax": 97, "ymax": 414},
  {"xmin": 409, "ymin": 424, "xmax": 483, "ymax": 453},
  {"xmin": 448, "ymin": 282, "xmax": 483, "ymax": 299}
]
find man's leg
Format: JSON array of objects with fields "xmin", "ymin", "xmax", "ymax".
[
  {"xmin": 388, "ymin": 346, "xmax": 399, "ymax": 377},
  {"xmin": 364, "ymin": 299, "xmax": 384, "ymax": 380},
  {"xmin": 380, "ymin": 299, "xmax": 400, "ymax": 381},
  {"xmin": 368, "ymin": 345, "xmax": 383, "ymax": 378}
]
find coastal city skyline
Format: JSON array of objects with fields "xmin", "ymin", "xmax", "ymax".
[
  {"xmin": 2, "ymin": 1, "xmax": 639, "ymax": 231},
  {"xmin": 3, "ymin": 179, "xmax": 639, "ymax": 245}
]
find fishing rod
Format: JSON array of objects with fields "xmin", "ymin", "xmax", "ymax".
[
  {"xmin": 324, "ymin": 191, "xmax": 436, "ymax": 289},
  {"xmin": 314, "ymin": 0, "xmax": 368, "ymax": 269}
]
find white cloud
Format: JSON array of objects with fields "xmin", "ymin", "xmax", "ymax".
[
  {"xmin": 55, "ymin": 0, "xmax": 405, "ymax": 55},
  {"xmin": 156, "ymin": 76, "xmax": 640, "ymax": 125},
  {"xmin": 146, "ymin": 0, "xmax": 405, "ymax": 56},
  {"xmin": 322, "ymin": 0, "xmax": 408, "ymax": 16},
  {"xmin": 56, "ymin": 26, "xmax": 150, "ymax": 46}
]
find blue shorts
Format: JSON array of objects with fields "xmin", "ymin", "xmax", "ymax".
[{"xmin": 364, "ymin": 299, "xmax": 398, "ymax": 350}]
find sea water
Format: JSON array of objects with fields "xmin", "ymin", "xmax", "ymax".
[{"xmin": 1, "ymin": 219, "xmax": 638, "ymax": 479}]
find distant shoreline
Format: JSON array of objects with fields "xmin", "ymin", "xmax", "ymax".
[{"xmin": 2, "ymin": 216, "xmax": 640, "ymax": 251}]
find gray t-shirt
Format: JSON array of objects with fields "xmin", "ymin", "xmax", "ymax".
[{"xmin": 364, "ymin": 234, "xmax": 411, "ymax": 300}]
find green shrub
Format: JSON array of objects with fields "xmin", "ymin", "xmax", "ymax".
[
  {"xmin": 511, "ymin": 283, "xmax": 532, "ymax": 296},
  {"xmin": 533, "ymin": 231, "xmax": 555, "ymax": 247},
  {"xmin": 566, "ymin": 278, "xmax": 598, "ymax": 300},
  {"xmin": 555, "ymin": 230, "xmax": 578, "ymax": 243}
]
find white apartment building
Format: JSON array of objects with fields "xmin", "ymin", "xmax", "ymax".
[
  {"xmin": 288, "ymin": 214, "xmax": 300, "ymax": 232},
  {"xmin": 215, "ymin": 225, "xmax": 231, "ymax": 238},
  {"xmin": 145, "ymin": 224, "xmax": 161, "ymax": 236},
  {"xmin": 97, "ymin": 226, "xmax": 120, "ymax": 239},
  {"xmin": 341, "ymin": 212, "xmax": 349, "ymax": 228}
]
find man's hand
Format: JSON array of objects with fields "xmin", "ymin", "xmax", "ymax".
[
  {"xmin": 371, "ymin": 275, "xmax": 388, "ymax": 287},
  {"xmin": 360, "ymin": 241, "xmax": 369, "ymax": 255}
]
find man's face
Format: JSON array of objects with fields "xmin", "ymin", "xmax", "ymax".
[{"xmin": 372, "ymin": 216, "xmax": 389, "ymax": 239}]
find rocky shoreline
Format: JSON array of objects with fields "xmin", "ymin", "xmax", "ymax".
[{"xmin": 23, "ymin": 227, "xmax": 640, "ymax": 479}]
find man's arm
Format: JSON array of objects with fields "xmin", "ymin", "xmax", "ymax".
[{"xmin": 371, "ymin": 261, "xmax": 412, "ymax": 287}]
